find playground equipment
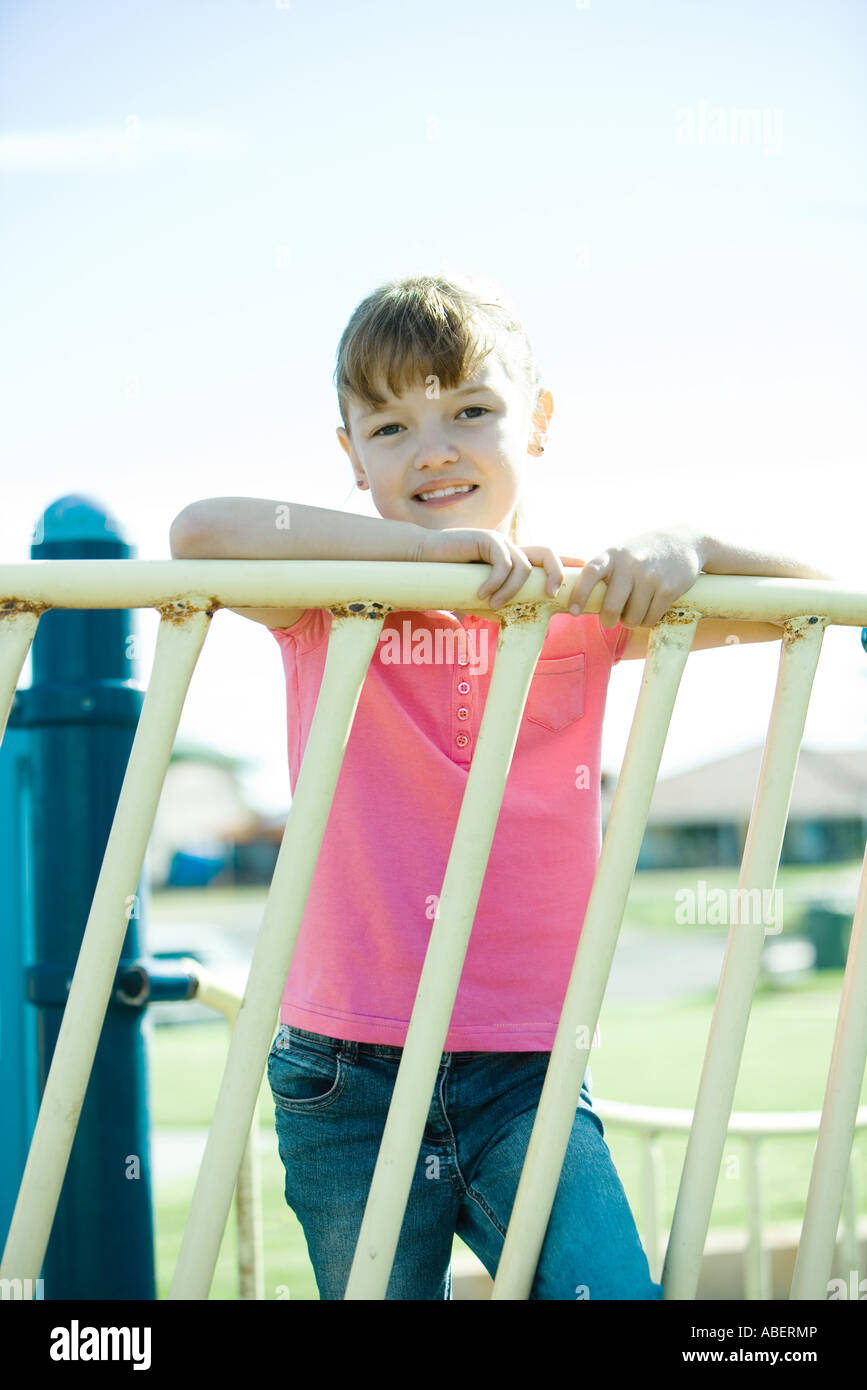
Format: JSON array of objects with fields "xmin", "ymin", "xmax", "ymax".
[
  {"xmin": 0, "ymin": 498, "xmax": 261, "ymax": 1299},
  {"xmin": 1, "ymin": 493, "xmax": 866, "ymax": 1299}
]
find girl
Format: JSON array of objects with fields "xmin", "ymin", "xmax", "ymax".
[{"xmin": 170, "ymin": 272, "xmax": 827, "ymax": 1300}]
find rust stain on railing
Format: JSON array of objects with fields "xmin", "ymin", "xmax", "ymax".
[
  {"xmin": 328, "ymin": 600, "xmax": 395, "ymax": 621},
  {"xmin": 782, "ymin": 615, "xmax": 824, "ymax": 643},
  {"xmin": 0, "ymin": 598, "xmax": 51, "ymax": 620},
  {"xmin": 155, "ymin": 597, "xmax": 224, "ymax": 625},
  {"xmin": 499, "ymin": 601, "xmax": 543, "ymax": 626}
]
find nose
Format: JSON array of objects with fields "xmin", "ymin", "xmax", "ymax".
[{"xmin": 412, "ymin": 421, "xmax": 460, "ymax": 469}]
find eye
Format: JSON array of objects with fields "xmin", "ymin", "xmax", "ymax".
[{"xmin": 370, "ymin": 405, "xmax": 490, "ymax": 437}]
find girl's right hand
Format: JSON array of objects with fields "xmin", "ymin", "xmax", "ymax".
[{"xmin": 416, "ymin": 527, "xmax": 567, "ymax": 611}]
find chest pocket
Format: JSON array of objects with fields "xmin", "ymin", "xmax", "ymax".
[{"xmin": 523, "ymin": 652, "xmax": 586, "ymax": 732}]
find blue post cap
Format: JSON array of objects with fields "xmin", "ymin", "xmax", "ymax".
[
  {"xmin": 26, "ymin": 494, "xmax": 137, "ymax": 688},
  {"xmin": 862, "ymin": 628, "xmax": 867, "ymax": 654},
  {"xmin": 32, "ymin": 496, "xmax": 132, "ymax": 558}
]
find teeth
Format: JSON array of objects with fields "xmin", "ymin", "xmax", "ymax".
[{"xmin": 416, "ymin": 484, "xmax": 475, "ymax": 501}]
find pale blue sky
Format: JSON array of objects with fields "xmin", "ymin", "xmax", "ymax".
[{"xmin": 2, "ymin": 0, "xmax": 865, "ymax": 813}]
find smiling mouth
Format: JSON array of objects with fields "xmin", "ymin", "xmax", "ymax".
[{"xmin": 412, "ymin": 484, "xmax": 479, "ymax": 504}]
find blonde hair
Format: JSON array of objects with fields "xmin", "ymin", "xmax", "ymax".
[{"xmin": 336, "ymin": 273, "xmax": 538, "ymax": 548}]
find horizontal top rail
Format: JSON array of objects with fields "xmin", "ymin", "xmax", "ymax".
[
  {"xmin": 0, "ymin": 561, "xmax": 865, "ymax": 625},
  {"xmin": 593, "ymin": 1100, "xmax": 867, "ymax": 1136}
]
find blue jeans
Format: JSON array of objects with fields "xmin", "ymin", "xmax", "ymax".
[{"xmin": 267, "ymin": 1023, "xmax": 664, "ymax": 1301}]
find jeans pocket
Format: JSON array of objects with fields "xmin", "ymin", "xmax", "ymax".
[
  {"xmin": 267, "ymin": 1028, "xmax": 347, "ymax": 1111},
  {"xmin": 524, "ymin": 653, "xmax": 586, "ymax": 732}
]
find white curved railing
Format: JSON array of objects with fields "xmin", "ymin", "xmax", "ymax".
[
  {"xmin": 0, "ymin": 561, "xmax": 865, "ymax": 1300},
  {"xmin": 171, "ymin": 962, "xmax": 264, "ymax": 1301},
  {"xmin": 592, "ymin": 1099, "xmax": 866, "ymax": 1300}
]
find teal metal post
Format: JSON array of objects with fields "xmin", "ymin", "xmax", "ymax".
[
  {"xmin": 12, "ymin": 496, "xmax": 155, "ymax": 1298},
  {"xmin": 0, "ymin": 722, "xmax": 39, "ymax": 1262}
]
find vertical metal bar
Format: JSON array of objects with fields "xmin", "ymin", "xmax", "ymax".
[
  {"xmin": 839, "ymin": 1161, "xmax": 858, "ymax": 1288},
  {"xmin": 662, "ymin": 617, "xmax": 826, "ymax": 1300},
  {"xmin": 344, "ymin": 614, "xmax": 550, "ymax": 1299},
  {"xmin": 642, "ymin": 1132, "xmax": 664, "ymax": 1283},
  {"xmin": 235, "ymin": 1127, "xmax": 263, "ymax": 1301},
  {"xmin": 743, "ymin": 1136, "xmax": 770, "ymax": 1300},
  {"xmin": 0, "ymin": 610, "xmax": 39, "ymax": 748},
  {"xmin": 191, "ymin": 967, "xmax": 265, "ymax": 1301},
  {"xmin": 0, "ymin": 610, "xmax": 210, "ymax": 1289},
  {"xmin": 491, "ymin": 611, "xmax": 699, "ymax": 1299},
  {"xmin": 169, "ymin": 613, "xmax": 385, "ymax": 1299},
  {"xmin": 790, "ymin": 835, "xmax": 867, "ymax": 1298}
]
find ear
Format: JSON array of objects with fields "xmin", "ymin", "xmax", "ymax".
[
  {"xmin": 528, "ymin": 388, "xmax": 554, "ymax": 454},
  {"xmin": 337, "ymin": 425, "xmax": 368, "ymax": 488},
  {"xmin": 532, "ymin": 388, "xmax": 554, "ymax": 434}
]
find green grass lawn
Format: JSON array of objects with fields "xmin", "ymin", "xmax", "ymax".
[{"xmin": 154, "ymin": 1151, "xmax": 318, "ymax": 1302}]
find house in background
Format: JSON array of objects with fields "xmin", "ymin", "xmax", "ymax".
[
  {"xmin": 602, "ymin": 745, "xmax": 867, "ymax": 870},
  {"xmin": 149, "ymin": 741, "xmax": 867, "ymax": 888},
  {"xmin": 147, "ymin": 741, "xmax": 277, "ymax": 888}
]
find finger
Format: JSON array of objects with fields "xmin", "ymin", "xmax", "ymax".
[
  {"xmin": 544, "ymin": 553, "xmax": 567, "ymax": 598},
  {"xmin": 476, "ymin": 538, "xmax": 512, "ymax": 599},
  {"xmin": 570, "ymin": 574, "xmax": 611, "ymax": 617},
  {"xmin": 621, "ymin": 583, "xmax": 656, "ymax": 630},
  {"xmin": 488, "ymin": 546, "xmax": 533, "ymax": 608},
  {"xmin": 597, "ymin": 572, "xmax": 634, "ymax": 629},
  {"xmin": 521, "ymin": 547, "xmax": 566, "ymax": 597},
  {"xmin": 490, "ymin": 557, "xmax": 533, "ymax": 607},
  {"xmin": 569, "ymin": 554, "xmax": 612, "ymax": 613},
  {"xmin": 641, "ymin": 590, "xmax": 681, "ymax": 629}
]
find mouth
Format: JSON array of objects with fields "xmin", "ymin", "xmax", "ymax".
[{"xmin": 411, "ymin": 483, "xmax": 479, "ymax": 506}]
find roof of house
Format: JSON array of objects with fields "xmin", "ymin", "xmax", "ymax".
[{"xmin": 602, "ymin": 746, "xmax": 867, "ymax": 825}]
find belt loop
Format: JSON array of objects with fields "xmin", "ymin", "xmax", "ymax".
[{"xmin": 341, "ymin": 1037, "xmax": 358, "ymax": 1063}]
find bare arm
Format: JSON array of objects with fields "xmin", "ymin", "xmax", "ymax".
[
  {"xmin": 169, "ymin": 498, "xmax": 431, "ymax": 627},
  {"xmin": 697, "ymin": 529, "xmax": 834, "ymax": 582},
  {"xmin": 169, "ymin": 497, "xmax": 431, "ymax": 562}
]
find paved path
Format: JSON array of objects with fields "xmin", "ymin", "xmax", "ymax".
[
  {"xmin": 152, "ymin": 1126, "xmax": 212, "ymax": 1187},
  {"xmin": 606, "ymin": 925, "xmax": 730, "ymax": 1003}
]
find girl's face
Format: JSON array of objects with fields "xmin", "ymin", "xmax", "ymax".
[{"xmin": 337, "ymin": 351, "xmax": 550, "ymax": 536}]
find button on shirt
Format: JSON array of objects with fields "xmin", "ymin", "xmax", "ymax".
[{"xmin": 268, "ymin": 562, "xmax": 630, "ymax": 1050}]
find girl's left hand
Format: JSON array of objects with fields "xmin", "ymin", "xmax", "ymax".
[{"xmin": 567, "ymin": 527, "xmax": 706, "ymax": 630}]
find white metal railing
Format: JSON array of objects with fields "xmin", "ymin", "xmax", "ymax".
[
  {"xmin": 0, "ymin": 560, "xmax": 865, "ymax": 1301},
  {"xmin": 171, "ymin": 961, "xmax": 264, "ymax": 1301},
  {"xmin": 593, "ymin": 1100, "xmax": 866, "ymax": 1299}
]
